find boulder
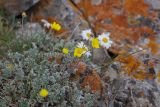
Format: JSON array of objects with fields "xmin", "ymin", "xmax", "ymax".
[
  {"xmin": 146, "ymin": 0, "xmax": 160, "ymax": 10},
  {"xmin": 0, "ymin": 0, "xmax": 40, "ymax": 15}
]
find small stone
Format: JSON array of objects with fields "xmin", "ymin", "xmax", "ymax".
[
  {"xmin": 72, "ymin": 0, "xmax": 81, "ymax": 4},
  {"xmin": 92, "ymin": 48, "xmax": 111, "ymax": 65},
  {"xmin": 146, "ymin": 0, "xmax": 160, "ymax": 10},
  {"xmin": 91, "ymin": 0, "xmax": 102, "ymax": 5}
]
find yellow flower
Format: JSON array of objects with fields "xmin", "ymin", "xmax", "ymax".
[
  {"xmin": 51, "ymin": 22, "xmax": 61, "ymax": 31},
  {"xmin": 6, "ymin": 64, "xmax": 14, "ymax": 71},
  {"xmin": 39, "ymin": 88, "xmax": 49, "ymax": 97},
  {"xmin": 62, "ymin": 48, "xmax": 69, "ymax": 54},
  {"xmin": 74, "ymin": 48, "xmax": 84, "ymax": 57},
  {"xmin": 91, "ymin": 38, "xmax": 100, "ymax": 48}
]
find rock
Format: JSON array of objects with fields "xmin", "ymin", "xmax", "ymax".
[
  {"xmin": 72, "ymin": 0, "xmax": 102, "ymax": 5},
  {"xmin": 92, "ymin": 48, "xmax": 112, "ymax": 65},
  {"xmin": 91, "ymin": 0, "xmax": 102, "ymax": 5},
  {"xmin": 28, "ymin": 0, "xmax": 81, "ymax": 33},
  {"xmin": 0, "ymin": 0, "xmax": 82, "ymax": 39},
  {"xmin": 72, "ymin": 0, "xmax": 81, "ymax": 4},
  {"xmin": 105, "ymin": 65, "xmax": 118, "ymax": 81},
  {"xmin": 104, "ymin": 72, "xmax": 160, "ymax": 107},
  {"xmin": 0, "ymin": 0, "xmax": 40, "ymax": 15},
  {"xmin": 146, "ymin": 0, "xmax": 160, "ymax": 10}
]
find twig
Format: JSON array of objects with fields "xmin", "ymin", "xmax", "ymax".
[
  {"xmin": 67, "ymin": 22, "xmax": 81, "ymax": 40},
  {"xmin": 125, "ymin": 48, "xmax": 147, "ymax": 57}
]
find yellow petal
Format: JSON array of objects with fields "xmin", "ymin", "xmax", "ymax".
[
  {"xmin": 39, "ymin": 88, "xmax": 49, "ymax": 97},
  {"xmin": 62, "ymin": 48, "xmax": 69, "ymax": 54},
  {"xmin": 6, "ymin": 64, "xmax": 14, "ymax": 71},
  {"xmin": 92, "ymin": 38, "xmax": 100, "ymax": 48},
  {"xmin": 51, "ymin": 22, "xmax": 61, "ymax": 31},
  {"xmin": 74, "ymin": 48, "xmax": 84, "ymax": 57}
]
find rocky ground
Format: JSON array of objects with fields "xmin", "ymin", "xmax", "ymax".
[{"xmin": 0, "ymin": 0, "xmax": 160, "ymax": 107}]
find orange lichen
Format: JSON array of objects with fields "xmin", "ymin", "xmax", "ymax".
[
  {"xmin": 81, "ymin": 70, "xmax": 102, "ymax": 92},
  {"xmin": 55, "ymin": 54, "xmax": 63, "ymax": 64},
  {"xmin": 147, "ymin": 40, "xmax": 159, "ymax": 54},
  {"xmin": 124, "ymin": 0, "xmax": 149, "ymax": 16},
  {"xmin": 76, "ymin": 62, "xmax": 87, "ymax": 76}
]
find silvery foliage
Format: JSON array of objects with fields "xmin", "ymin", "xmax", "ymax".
[{"xmin": 0, "ymin": 33, "xmax": 99, "ymax": 107}]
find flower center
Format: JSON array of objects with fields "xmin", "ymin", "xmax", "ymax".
[
  {"xmin": 82, "ymin": 47, "xmax": 87, "ymax": 53},
  {"xmin": 77, "ymin": 49, "xmax": 82, "ymax": 54},
  {"xmin": 102, "ymin": 38, "xmax": 108, "ymax": 43},
  {"xmin": 86, "ymin": 33, "xmax": 90, "ymax": 38}
]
